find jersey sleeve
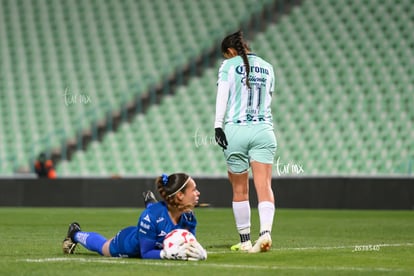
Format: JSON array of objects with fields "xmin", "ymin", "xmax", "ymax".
[
  {"xmin": 214, "ymin": 81, "xmax": 230, "ymax": 128},
  {"xmin": 217, "ymin": 60, "xmax": 229, "ymax": 82},
  {"xmin": 215, "ymin": 60, "xmax": 230, "ymax": 128},
  {"xmin": 137, "ymin": 209, "xmax": 162, "ymax": 259},
  {"xmin": 269, "ymin": 65, "xmax": 275, "ymax": 94},
  {"xmin": 139, "ymin": 237, "xmax": 162, "ymax": 259}
]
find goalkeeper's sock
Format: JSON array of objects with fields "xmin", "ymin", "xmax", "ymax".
[
  {"xmin": 258, "ymin": 201, "xmax": 275, "ymax": 235},
  {"xmin": 73, "ymin": 232, "xmax": 107, "ymax": 255},
  {"xmin": 232, "ymin": 201, "xmax": 251, "ymax": 242}
]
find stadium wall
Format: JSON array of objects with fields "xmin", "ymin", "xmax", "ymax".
[{"xmin": 0, "ymin": 177, "xmax": 413, "ymax": 209}]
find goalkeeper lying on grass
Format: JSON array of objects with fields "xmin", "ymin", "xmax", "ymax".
[{"xmin": 62, "ymin": 173, "xmax": 207, "ymax": 261}]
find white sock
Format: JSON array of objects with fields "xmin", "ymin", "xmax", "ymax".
[
  {"xmin": 232, "ymin": 201, "xmax": 251, "ymax": 236},
  {"xmin": 258, "ymin": 201, "xmax": 275, "ymax": 235}
]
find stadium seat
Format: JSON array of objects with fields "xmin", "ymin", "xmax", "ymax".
[{"xmin": 1, "ymin": 0, "xmax": 412, "ymax": 176}]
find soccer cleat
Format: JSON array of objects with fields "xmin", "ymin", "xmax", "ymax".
[
  {"xmin": 230, "ymin": 240, "xmax": 252, "ymax": 252},
  {"xmin": 143, "ymin": 191, "xmax": 157, "ymax": 207},
  {"xmin": 62, "ymin": 222, "xmax": 81, "ymax": 254},
  {"xmin": 249, "ymin": 232, "xmax": 272, "ymax": 253}
]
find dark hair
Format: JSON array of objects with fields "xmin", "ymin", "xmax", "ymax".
[
  {"xmin": 156, "ymin": 173, "xmax": 190, "ymax": 210},
  {"xmin": 221, "ymin": 30, "xmax": 251, "ymax": 88}
]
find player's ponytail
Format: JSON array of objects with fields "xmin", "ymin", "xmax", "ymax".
[
  {"xmin": 156, "ymin": 173, "xmax": 191, "ymax": 211},
  {"xmin": 221, "ymin": 30, "xmax": 251, "ymax": 88}
]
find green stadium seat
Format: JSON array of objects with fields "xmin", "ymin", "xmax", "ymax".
[{"xmin": 2, "ymin": 0, "xmax": 412, "ymax": 176}]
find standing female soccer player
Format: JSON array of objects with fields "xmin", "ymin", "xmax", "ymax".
[
  {"xmin": 62, "ymin": 173, "xmax": 206, "ymax": 260},
  {"xmin": 214, "ymin": 31, "xmax": 277, "ymax": 253}
]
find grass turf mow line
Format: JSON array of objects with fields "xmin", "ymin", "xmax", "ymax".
[
  {"xmin": 206, "ymin": 242, "xmax": 414, "ymax": 254},
  {"xmin": 21, "ymin": 242, "xmax": 414, "ymax": 273},
  {"xmin": 21, "ymin": 257, "xmax": 406, "ymax": 273},
  {"xmin": 1, "ymin": 208, "xmax": 413, "ymax": 275}
]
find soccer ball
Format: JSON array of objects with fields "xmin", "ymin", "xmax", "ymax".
[
  {"xmin": 163, "ymin": 229, "xmax": 196, "ymax": 250},
  {"xmin": 162, "ymin": 228, "xmax": 207, "ymax": 261}
]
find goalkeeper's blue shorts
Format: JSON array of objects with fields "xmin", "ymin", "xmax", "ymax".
[{"xmin": 109, "ymin": 226, "xmax": 141, "ymax": 258}]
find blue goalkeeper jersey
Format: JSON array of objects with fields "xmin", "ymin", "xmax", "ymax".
[{"xmin": 137, "ymin": 201, "xmax": 197, "ymax": 258}]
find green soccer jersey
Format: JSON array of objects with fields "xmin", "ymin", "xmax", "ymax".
[{"xmin": 217, "ymin": 53, "xmax": 275, "ymax": 125}]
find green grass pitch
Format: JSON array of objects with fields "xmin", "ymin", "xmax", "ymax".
[{"xmin": 0, "ymin": 207, "xmax": 413, "ymax": 275}]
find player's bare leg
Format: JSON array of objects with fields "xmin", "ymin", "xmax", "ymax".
[
  {"xmin": 101, "ymin": 239, "xmax": 113, "ymax": 257},
  {"xmin": 228, "ymin": 170, "xmax": 249, "ymax": 202},
  {"xmin": 251, "ymin": 162, "xmax": 274, "ymax": 203}
]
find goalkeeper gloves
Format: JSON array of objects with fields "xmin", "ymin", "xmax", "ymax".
[
  {"xmin": 215, "ymin": 128, "xmax": 228, "ymax": 149},
  {"xmin": 160, "ymin": 242, "xmax": 207, "ymax": 261},
  {"xmin": 160, "ymin": 243, "xmax": 188, "ymax": 260},
  {"xmin": 186, "ymin": 241, "xmax": 207, "ymax": 261}
]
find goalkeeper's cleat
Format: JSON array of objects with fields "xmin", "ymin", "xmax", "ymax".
[
  {"xmin": 67, "ymin": 222, "xmax": 81, "ymax": 240},
  {"xmin": 230, "ymin": 240, "xmax": 252, "ymax": 252},
  {"xmin": 249, "ymin": 232, "xmax": 272, "ymax": 253},
  {"xmin": 62, "ymin": 222, "xmax": 81, "ymax": 254},
  {"xmin": 143, "ymin": 191, "xmax": 157, "ymax": 207}
]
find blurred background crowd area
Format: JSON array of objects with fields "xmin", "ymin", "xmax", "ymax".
[{"xmin": 0, "ymin": 0, "xmax": 412, "ymax": 177}]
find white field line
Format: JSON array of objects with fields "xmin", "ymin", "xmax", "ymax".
[
  {"xmin": 19, "ymin": 243, "xmax": 414, "ymax": 273},
  {"xmin": 207, "ymin": 242, "xmax": 414, "ymax": 254},
  {"xmin": 20, "ymin": 257, "xmax": 408, "ymax": 273}
]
